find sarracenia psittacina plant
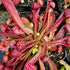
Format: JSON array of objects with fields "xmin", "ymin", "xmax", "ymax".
[{"xmin": 0, "ymin": 0, "xmax": 70, "ymax": 70}]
